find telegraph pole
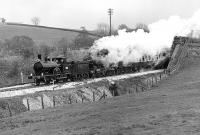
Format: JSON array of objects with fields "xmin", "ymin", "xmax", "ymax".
[{"xmin": 108, "ymin": 8, "xmax": 113, "ymax": 36}]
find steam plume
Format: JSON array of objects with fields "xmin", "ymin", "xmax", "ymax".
[{"xmin": 90, "ymin": 9, "xmax": 200, "ymax": 66}]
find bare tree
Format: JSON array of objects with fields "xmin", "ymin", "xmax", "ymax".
[
  {"xmin": 31, "ymin": 17, "xmax": 40, "ymax": 25},
  {"xmin": 57, "ymin": 38, "xmax": 71, "ymax": 56},
  {"xmin": 95, "ymin": 23, "xmax": 110, "ymax": 36}
]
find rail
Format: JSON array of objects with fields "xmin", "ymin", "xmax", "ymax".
[{"xmin": 0, "ymin": 70, "xmax": 164, "ymax": 98}]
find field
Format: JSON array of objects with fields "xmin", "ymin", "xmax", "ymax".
[{"xmin": 0, "ymin": 23, "xmax": 98, "ymax": 46}]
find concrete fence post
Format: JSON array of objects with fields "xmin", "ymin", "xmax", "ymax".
[
  {"xmin": 7, "ymin": 103, "xmax": 12, "ymax": 117},
  {"xmin": 41, "ymin": 95, "xmax": 44, "ymax": 109},
  {"xmin": 136, "ymin": 86, "xmax": 138, "ymax": 92},
  {"xmin": 53, "ymin": 96, "xmax": 56, "ymax": 107},
  {"xmin": 81, "ymin": 95, "xmax": 84, "ymax": 103},
  {"xmin": 155, "ymin": 76, "xmax": 158, "ymax": 84},
  {"xmin": 68, "ymin": 95, "xmax": 72, "ymax": 104},
  {"xmin": 20, "ymin": 72, "xmax": 24, "ymax": 84},
  {"xmin": 129, "ymin": 89, "xmax": 131, "ymax": 94},
  {"xmin": 93, "ymin": 92, "xmax": 95, "ymax": 101},
  {"xmin": 146, "ymin": 79, "xmax": 149, "ymax": 89},
  {"xmin": 103, "ymin": 91, "xmax": 106, "ymax": 99},
  {"xmin": 151, "ymin": 76, "xmax": 154, "ymax": 87},
  {"xmin": 160, "ymin": 73, "xmax": 162, "ymax": 80},
  {"xmin": 27, "ymin": 98, "xmax": 30, "ymax": 111},
  {"xmin": 52, "ymin": 80, "xmax": 56, "ymax": 107}
]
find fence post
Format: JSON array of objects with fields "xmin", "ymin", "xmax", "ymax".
[
  {"xmin": 53, "ymin": 96, "xmax": 56, "ymax": 107},
  {"xmin": 103, "ymin": 91, "xmax": 106, "ymax": 99},
  {"xmin": 81, "ymin": 95, "xmax": 84, "ymax": 103},
  {"xmin": 41, "ymin": 95, "xmax": 44, "ymax": 109},
  {"xmin": 27, "ymin": 98, "xmax": 30, "ymax": 111},
  {"xmin": 146, "ymin": 79, "xmax": 148, "ymax": 88},
  {"xmin": 155, "ymin": 75, "xmax": 157, "ymax": 84},
  {"xmin": 151, "ymin": 76, "xmax": 154, "ymax": 87},
  {"xmin": 129, "ymin": 89, "xmax": 131, "ymax": 94},
  {"xmin": 135, "ymin": 86, "xmax": 138, "ymax": 92},
  {"xmin": 7, "ymin": 103, "xmax": 12, "ymax": 117},
  {"xmin": 160, "ymin": 73, "xmax": 162, "ymax": 80},
  {"xmin": 20, "ymin": 72, "xmax": 24, "ymax": 84},
  {"xmin": 68, "ymin": 95, "xmax": 72, "ymax": 104},
  {"xmin": 93, "ymin": 92, "xmax": 95, "ymax": 101}
]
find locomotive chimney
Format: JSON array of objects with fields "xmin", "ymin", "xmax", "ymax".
[{"xmin": 38, "ymin": 54, "xmax": 42, "ymax": 60}]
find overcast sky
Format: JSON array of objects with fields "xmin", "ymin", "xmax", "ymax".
[{"xmin": 1, "ymin": 0, "xmax": 200, "ymax": 30}]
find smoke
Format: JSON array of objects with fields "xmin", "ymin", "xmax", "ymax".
[{"xmin": 90, "ymin": 9, "xmax": 200, "ymax": 67}]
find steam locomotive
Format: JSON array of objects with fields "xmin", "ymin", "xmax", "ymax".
[{"xmin": 28, "ymin": 54, "xmax": 155, "ymax": 85}]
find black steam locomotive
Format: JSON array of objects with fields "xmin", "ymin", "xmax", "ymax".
[{"xmin": 28, "ymin": 54, "xmax": 154, "ymax": 85}]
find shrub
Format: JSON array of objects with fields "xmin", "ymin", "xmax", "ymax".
[{"xmin": 7, "ymin": 61, "xmax": 20, "ymax": 78}]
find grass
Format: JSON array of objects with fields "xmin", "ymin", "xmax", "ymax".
[
  {"xmin": 0, "ymin": 23, "xmax": 98, "ymax": 46},
  {"xmin": 0, "ymin": 97, "xmax": 27, "ymax": 119}
]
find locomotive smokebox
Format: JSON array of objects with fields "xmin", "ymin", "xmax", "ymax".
[{"xmin": 33, "ymin": 62, "xmax": 43, "ymax": 75}]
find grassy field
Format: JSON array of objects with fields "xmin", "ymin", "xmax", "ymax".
[
  {"xmin": 0, "ymin": 57, "xmax": 200, "ymax": 134},
  {"xmin": 0, "ymin": 23, "xmax": 98, "ymax": 46}
]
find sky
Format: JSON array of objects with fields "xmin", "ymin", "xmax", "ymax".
[{"xmin": 1, "ymin": 0, "xmax": 200, "ymax": 30}]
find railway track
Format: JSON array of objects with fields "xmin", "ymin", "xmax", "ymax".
[
  {"xmin": 0, "ymin": 70, "xmax": 164, "ymax": 98},
  {"xmin": 0, "ymin": 83, "xmax": 33, "ymax": 92}
]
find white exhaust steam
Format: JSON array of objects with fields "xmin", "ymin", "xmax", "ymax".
[{"xmin": 90, "ymin": 9, "xmax": 200, "ymax": 67}]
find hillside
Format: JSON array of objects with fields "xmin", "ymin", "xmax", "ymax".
[
  {"xmin": 0, "ymin": 23, "xmax": 99, "ymax": 46},
  {"xmin": 1, "ymin": 37, "xmax": 200, "ymax": 134}
]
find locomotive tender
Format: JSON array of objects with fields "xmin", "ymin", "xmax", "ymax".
[{"xmin": 28, "ymin": 54, "xmax": 154, "ymax": 85}]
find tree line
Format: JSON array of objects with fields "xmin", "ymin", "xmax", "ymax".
[{"xmin": 95, "ymin": 23, "xmax": 150, "ymax": 37}]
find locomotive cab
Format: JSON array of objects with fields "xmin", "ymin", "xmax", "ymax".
[
  {"xmin": 52, "ymin": 56, "xmax": 71, "ymax": 74},
  {"xmin": 52, "ymin": 56, "xmax": 66, "ymax": 64}
]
